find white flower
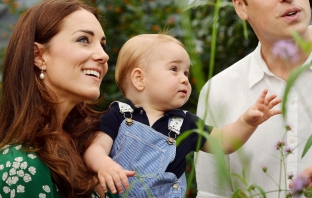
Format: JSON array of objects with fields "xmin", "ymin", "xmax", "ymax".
[
  {"xmin": 6, "ymin": 161, "xmax": 11, "ymax": 168},
  {"xmin": 12, "ymin": 161, "xmax": 20, "ymax": 169},
  {"xmin": 3, "ymin": 186, "xmax": 10, "ymax": 194},
  {"xmin": 0, "ymin": 164, "xmax": 4, "ymax": 170},
  {"xmin": 20, "ymin": 162, "xmax": 28, "ymax": 170},
  {"xmin": 5, "ymin": 176, "xmax": 12, "ymax": 185},
  {"xmin": 9, "ymin": 168, "xmax": 16, "ymax": 176},
  {"xmin": 10, "ymin": 189, "xmax": 15, "ymax": 197},
  {"xmin": 2, "ymin": 171, "xmax": 8, "ymax": 181},
  {"xmin": 39, "ymin": 193, "xmax": 47, "ymax": 198},
  {"xmin": 17, "ymin": 170, "xmax": 25, "ymax": 177},
  {"xmin": 15, "ymin": 145, "xmax": 21, "ymax": 150},
  {"xmin": 2, "ymin": 148, "xmax": 9, "ymax": 154},
  {"xmin": 23, "ymin": 173, "xmax": 31, "ymax": 182},
  {"xmin": 27, "ymin": 154, "xmax": 36, "ymax": 159},
  {"xmin": 11, "ymin": 176, "xmax": 19, "ymax": 184},
  {"xmin": 14, "ymin": 157, "xmax": 23, "ymax": 163},
  {"xmin": 28, "ymin": 166, "xmax": 36, "ymax": 175},
  {"xmin": 17, "ymin": 185, "xmax": 25, "ymax": 193},
  {"xmin": 42, "ymin": 185, "xmax": 51, "ymax": 193}
]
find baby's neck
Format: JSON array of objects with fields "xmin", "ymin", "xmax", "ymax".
[{"xmin": 134, "ymin": 103, "xmax": 165, "ymax": 126}]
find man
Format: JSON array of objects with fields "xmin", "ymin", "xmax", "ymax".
[{"xmin": 195, "ymin": 0, "xmax": 312, "ymax": 197}]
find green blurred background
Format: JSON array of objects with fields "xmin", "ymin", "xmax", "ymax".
[{"xmin": 0, "ymin": 0, "xmax": 259, "ymax": 197}]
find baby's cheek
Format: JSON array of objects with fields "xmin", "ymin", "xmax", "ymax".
[{"xmin": 188, "ymin": 85, "xmax": 192, "ymax": 98}]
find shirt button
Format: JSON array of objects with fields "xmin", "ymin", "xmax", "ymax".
[
  {"xmin": 289, "ymin": 138, "xmax": 295, "ymax": 144},
  {"xmin": 173, "ymin": 183, "xmax": 179, "ymax": 189},
  {"xmin": 290, "ymin": 99, "xmax": 296, "ymax": 105}
]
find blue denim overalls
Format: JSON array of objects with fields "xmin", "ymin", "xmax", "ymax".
[{"xmin": 109, "ymin": 102, "xmax": 187, "ymax": 198}]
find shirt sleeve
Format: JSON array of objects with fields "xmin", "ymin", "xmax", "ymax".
[
  {"xmin": 186, "ymin": 112, "xmax": 213, "ymax": 151},
  {"xmin": 99, "ymin": 103, "xmax": 123, "ymax": 141},
  {"xmin": 0, "ymin": 145, "xmax": 60, "ymax": 198}
]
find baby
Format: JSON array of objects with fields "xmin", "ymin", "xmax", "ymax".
[{"xmin": 84, "ymin": 34, "xmax": 281, "ymax": 198}]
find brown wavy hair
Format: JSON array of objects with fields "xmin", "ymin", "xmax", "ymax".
[{"xmin": 0, "ymin": 0, "xmax": 104, "ymax": 197}]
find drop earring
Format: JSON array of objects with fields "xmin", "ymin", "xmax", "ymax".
[{"xmin": 39, "ymin": 66, "xmax": 45, "ymax": 80}]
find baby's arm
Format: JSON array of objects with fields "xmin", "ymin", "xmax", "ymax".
[
  {"xmin": 84, "ymin": 132, "xmax": 135, "ymax": 194},
  {"xmin": 202, "ymin": 89, "xmax": 281, "ymax": 154}
]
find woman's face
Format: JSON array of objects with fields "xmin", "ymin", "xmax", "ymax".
[{"xmin": 41, "ymin": 9, "xmax": 108, "ymax": 106}]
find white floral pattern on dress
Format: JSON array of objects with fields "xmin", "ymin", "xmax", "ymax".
[
  {"xmin": 28, "ymin": 166, "xmax": 36, "ymax": 175},
  {"xmin": 16, "ymin": 185, "xmax": 25, "ymax": 193},
  {"xmin": 39, "ymin": 193, "xmax": 47, "ymax": 198},
  {"xmin": 42, "ymin": 185, "xmax": 51, "ymax": 193},
  {"xmin": 0, "ymin": 145, "xmax": 57, "ymax": 197},
  {"xmin": 1, "ymin": 145, "xmax": 99, "ymax": 198},
  {"xmin": 27, "ymin": 154, "xmax": 36, "ymax": 159}
]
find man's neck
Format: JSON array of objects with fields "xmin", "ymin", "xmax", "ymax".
[
  {"xmin": 260, "ymin": 29, "xmax": 312, "ymax": 80},
  {"xmin": 261, "ymin": 45, "xmax": 309, "ymax": 80}
]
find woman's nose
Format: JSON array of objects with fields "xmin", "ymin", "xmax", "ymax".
[{"xmin": 92, "ymin": 45, "xmax": 109, "ymax": 64}]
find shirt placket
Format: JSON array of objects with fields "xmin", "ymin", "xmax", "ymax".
[{"xmin": 286, "ymin": 87, "xmax": 298, "ymax": 188}]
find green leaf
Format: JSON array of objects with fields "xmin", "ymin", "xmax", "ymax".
[
  {"xmin": 242, "ymin": 20, "xmax": 248, "ymax": 39},
  {"xmin": 302, "ymin": 134, "xmax": 312, "ymax": 159},
  {"xmin": 232, "ymin": 172, "xmax": 248, "ymax": 186},
  {"xmin": 282, "ymin": 61, "xmax": 312, "ymax": 118},
  {"xmin": 291, "ymin": 31, "xmax": 312, "ymax": 53},
  {"xmin": 232, "ymin": 189, "xmax": 247, "ymax": 198},
  {"xmin": 251, "ymin": 185, "xmax": 267, "ymax": 198}
]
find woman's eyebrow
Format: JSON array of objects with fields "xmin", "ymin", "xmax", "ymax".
[
  {"xmin": 73, "ymin": 29, "xmax": 94, "ymax": 36},
  {"xmin": 73, "ymin": 29, "xmax": 106, "ymax": 41}
]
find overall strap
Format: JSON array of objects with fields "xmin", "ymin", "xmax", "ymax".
[
  {"xmin": 166, "ymin": 110, "xmax": 187, "ymax": 145},
  {"xmin": 115, "ymin": 101, "xmax": 134, "ymax": 126},
  {"xmin": 116, "ymin": 101, "xmax": 134, "ymax": 113}
]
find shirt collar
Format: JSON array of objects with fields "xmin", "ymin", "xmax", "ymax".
[
  {"xmin": 248, "ymin": 42, "xmax": 312, "ymax": 89},
  {"xmin": 125, "ymin": 99, "xmax": 187, "ymax": 118},
  {"xmin": 248, "ymin": 43, "xmax": 265, "ymax": 89}
]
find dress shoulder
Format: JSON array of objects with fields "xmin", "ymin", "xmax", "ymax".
[{"xmin": 0, "ymin": 145, "xmax": 60, "ymax": 198}]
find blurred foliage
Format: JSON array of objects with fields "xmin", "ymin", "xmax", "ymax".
[{"xmin": 0, "ymin": 0, "xmax": 258, "ymax": 197}]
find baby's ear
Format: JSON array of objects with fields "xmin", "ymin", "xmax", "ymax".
[{"xmin": 130, "ymin": 68, "xmax": 145, "ymax": 91}]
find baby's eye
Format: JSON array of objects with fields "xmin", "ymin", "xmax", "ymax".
[
  {"xmin": 184, "ymin": 71, "xmax": 190, "ymax": 78},
  {"xmin": 170, "ymin": 66, "xmax": 177, "ymax": 72},
  {"xmin": 77, "ymin": 36, "xmax": 89, "ymax": 44}
]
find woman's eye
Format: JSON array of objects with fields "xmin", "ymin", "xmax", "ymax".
[
  {"xmin": 77, "ymin": 36, "xmax": 89, "ymax": 44},
  {"xmin": 101, "ymin": 44, "xmax": 107, "ymax": 52}
]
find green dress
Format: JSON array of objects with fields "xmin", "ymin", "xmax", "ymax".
[{"xmin": 0, "ymin": 145, "xmax": 100, "ymax": 198}]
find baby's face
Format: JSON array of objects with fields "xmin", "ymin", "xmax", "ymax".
[{"xmin": 143, "ymin": 41, "xmax": 191, "ymax": 110}]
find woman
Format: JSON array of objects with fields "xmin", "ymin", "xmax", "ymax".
[{"xmin": 0, "ymin": 0, "xmax": 108, "ymax": 197}]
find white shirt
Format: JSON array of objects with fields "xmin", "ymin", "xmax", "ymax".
[{"xmin": 195, "ymin": 43, "xmax": 312, "ymax": 198}]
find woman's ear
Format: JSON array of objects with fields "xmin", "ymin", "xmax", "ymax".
[
  {"xmin": 34, "ymin": 42, "xmax": 46, "ymax": 70},
  {"xmin": 130, "ymin": 68, "xmax": 145, "ymax": 91},
  {"xmin": 232, "ymin": 0, "xmax": 248, "ymax": 21}
]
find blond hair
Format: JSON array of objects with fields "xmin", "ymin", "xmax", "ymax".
[{"xmin": 115, "ymin": 33, "xmax": 184, "ymax": 96}]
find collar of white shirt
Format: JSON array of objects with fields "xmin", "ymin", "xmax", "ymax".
[{"xmin": 248, "ymin": 42, "xmax": 312, "ymax": 89}]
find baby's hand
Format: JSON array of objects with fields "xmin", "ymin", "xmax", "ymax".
[
  {"xmin": 243, "ymin": 89, "xmax": 281, "ymax": 127},
  {"xmin": 98, "ymin": 156, "xmax": 135, "ymax": 194}
]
